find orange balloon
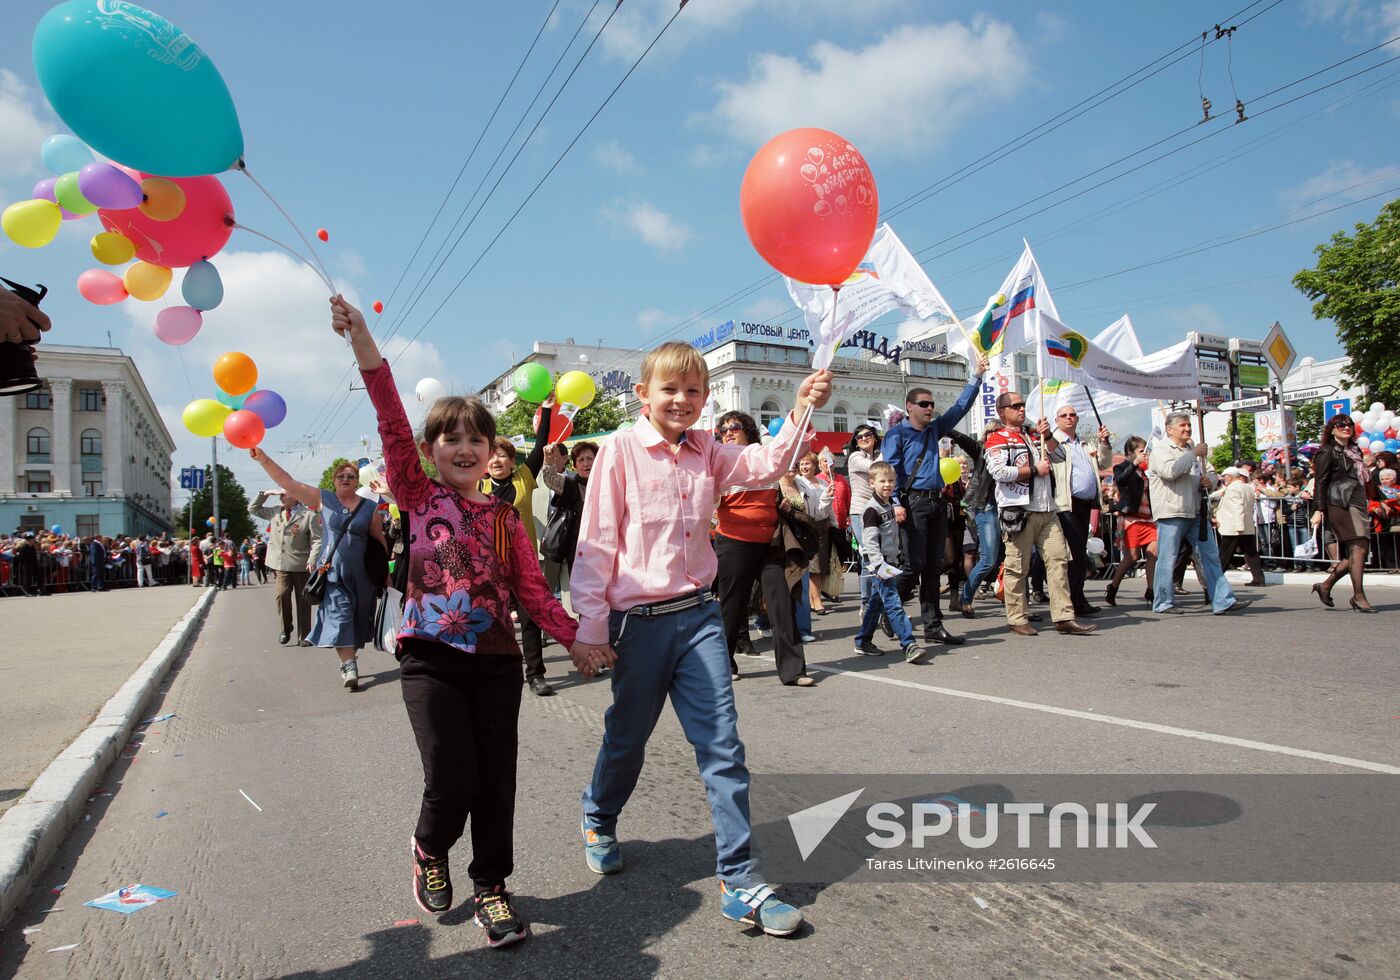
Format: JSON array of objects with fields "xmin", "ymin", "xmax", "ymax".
[
  {"xmin": 139, "ymin": 177, "xmax": 186, "ymax": 221},
  {"xmin": 213, "ymin": 351, "xmax": 258, "ymax": 395},
  {"xmin": 739, "ymin": 128, "xmax": 878, "ymax": 286}
]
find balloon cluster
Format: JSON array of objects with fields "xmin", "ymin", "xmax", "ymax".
[
  {"xmin": 1355, "ymin": 401, "xmax": 1400, "ymax": 453},
  {"xmin": 182, "ymin": 352, "xmax": 286, "ymax": 449},
  {"xmin": 2, "ymin": 1, "xmax": 245, "ymax": 345},
  {"xmin": 511, "ymin": 365, "xmax": 597, "ymax": 443}
]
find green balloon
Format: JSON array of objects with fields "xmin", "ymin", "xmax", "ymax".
[
  {"xmin": 513, "ymin": 363, "xmax": 553, "ymax": 402},
  {"xmin": 53, "ymin": 171, "xmax": 97, "ymax": 215}
]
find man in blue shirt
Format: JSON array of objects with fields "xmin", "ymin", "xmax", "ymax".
[{"xmin": 881, "ymin": 354, "xmax": 988, "ymax": 647}]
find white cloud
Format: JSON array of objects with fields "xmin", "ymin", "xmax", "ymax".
[
  {"xmin": 636, "ymin": 308, "xmax": 677, "ymax": 333},
  {"xmin": 600, "ymin": 0, "xmax": 902, "ymax": 61},
  {"xmin": 1035, "ymin": 11, "xmax": 1071, "ymax": 43},
  {"xmin": 0, "ymin": 70, "xmax": 51, "ymax": 185},
  {"xmin": 1304, "ymin": 0, "xmax": 1400, "ymax": 39},
  {"xmin": 594, "ymin": 139, "xmax": 637, "ymax": 172},
  {"xmin": 117, "ymin": 249, "xmax": 448, "ymax": 494},
  {"xmin": 710, "ymin": 19, "xmax": 1027, "ymax": 156},
  {"xmin": 1279, "ymin": 160, "xmax": 1400, "ymax": 210},
  {"xmin": 605, "ymin": 200, "xmax": 693, "ymax": 251},
  {"xmin": 742, "ymin": 296, "xmax": 789, "ymax": 322}
]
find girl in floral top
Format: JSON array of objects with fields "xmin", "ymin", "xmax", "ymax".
[{"xmin": 330, "ymin": 295, "xmax": 577, "ymax": 949}]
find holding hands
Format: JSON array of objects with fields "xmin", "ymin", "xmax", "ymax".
[{"xmin": 571, "ymin": 641, "xmax": 617, "ymax": 679}]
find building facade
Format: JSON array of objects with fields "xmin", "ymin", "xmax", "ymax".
[{"xmin": 0, "ymin": 345, "xmax": 176, "ymax": 538}]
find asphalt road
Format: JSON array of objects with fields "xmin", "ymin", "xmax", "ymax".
[{"xmin": 2, "ymin": 579, "xmax": 1397, "ymax": 978}]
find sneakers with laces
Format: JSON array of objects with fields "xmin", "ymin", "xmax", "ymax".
[
  {"xmin": 411, "ymin": 836, "xmax": 452, "ymax": 915},
  {"xmin": 473, "ymin": 885, "xmax": 528, "ymax": 948},
  {"xmin": 853, "ymin": 640, "xmax": 881, "ymax": 656},
  {"xmin": 719, "ymin": 881, "xmax": 804, "ymax": 937},
  {"xmin": 581, "ymin": 818, "xmax": 623, "ymax": 875},
  {"xmin": 902, "ymin": 641, "xmax": 928, "ymax": 664},
  {"xmin": 340, "ymin": 657, "xmax": 359, "ymax": 692}
]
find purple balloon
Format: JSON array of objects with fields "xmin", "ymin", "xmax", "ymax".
[
  {"xmin": 32, "ymin": 176, "xmax": 80, "ymax": 220},
  {"xmin": 243, "ymin": 389, "xmax": 287, "ymax": 428},
  {"xmin": 77, "ymin": 162, "xmax": 143, "ymax": 210},
  {"xmin": 152, "ymin": 306, "xmax": 203, "ymax": 346}
]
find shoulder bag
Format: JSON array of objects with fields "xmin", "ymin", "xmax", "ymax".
[{"xmin": 305, "ymin": 498, "xmax": 366, "ymax": 606}]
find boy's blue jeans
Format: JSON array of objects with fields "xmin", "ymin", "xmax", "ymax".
[
  {"xmin": 581, "ymin": 596, "xmax": 758, "ymax": 886},
  {"xmin": 855, "ymin": 575, "xmax": 914, "ymax": 647}
]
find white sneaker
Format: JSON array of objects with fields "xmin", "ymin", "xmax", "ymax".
[{"xmin": 340, "ymin": 658, "xmax": 359, "ymax": 692}]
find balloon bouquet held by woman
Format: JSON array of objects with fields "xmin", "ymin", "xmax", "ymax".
[
  {"xmin": 250, "ymin": 452, "xmax": 385, "ymax": 687},
  {"xmin": 1310, "ymin": 414, "xmax": 1378, "ymax": 613},
  {"xmin": 328, "ymin": 295, "xmax": 578, "ymax": 948}
]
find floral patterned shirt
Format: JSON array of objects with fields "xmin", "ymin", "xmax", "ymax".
[{"xmin": 363, "ymin": 363, "xmax": 578, "ymax": 657}]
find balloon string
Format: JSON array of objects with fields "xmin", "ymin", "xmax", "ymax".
[
  {"xmin": 237, "ymin": 163, "xmax": 337, "ymax": 295},
  {"xmin": 787, "ymin": 286, "xmax": 839, "ymax": 472},
  {"xmin": 232, "ymin": 222, "xmax": 335, "ymax": 293}
]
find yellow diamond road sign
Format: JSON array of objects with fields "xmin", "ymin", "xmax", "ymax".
[{"xmin": 1262, "ymin": 321, "xmax": 1296, "ymax": 379}]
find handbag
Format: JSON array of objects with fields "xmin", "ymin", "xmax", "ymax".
[
  {"xmin": 1294, "ymin": 528, "xmax": 1320, "ymax": 559},
  {"xmin": 305, "ymin": 498, "xmax": 366, "ymax": 606}
]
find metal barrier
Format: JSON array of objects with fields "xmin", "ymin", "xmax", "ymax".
[{"xmin": 1, "ymin": 550, "xmax": 193, "ymax": 596}]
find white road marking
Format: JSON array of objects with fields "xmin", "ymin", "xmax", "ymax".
[{"xmin": 808, "ymin": 665, "xmax": 1400, "ymax": 774}]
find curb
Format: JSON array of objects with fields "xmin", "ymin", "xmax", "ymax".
[
  {"xmin": 1183, "ymin": 569, "xmax": 1400, "ymax": 589},
  {"xmin": 0, "ymin": 587, "xmax": 217, "ymax": 929}
]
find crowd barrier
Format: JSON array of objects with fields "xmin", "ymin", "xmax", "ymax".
[{"xmin": 0, "ymin": 552, "xmax": 193, "ymax": 597}]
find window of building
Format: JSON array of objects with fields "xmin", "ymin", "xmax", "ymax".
[
  {"xmin": 80, "ymin": 429, "xmax": 103, "ymax": 455},
  {"xmin": 76, "ymin": 515, "xmax": 100, "ymax": 538},
  {"xmin": 906, "ymin": 359, "xmax": 965, "ymax": 380},
  {"xmin": 26, "ymin": 427, "xmax": 51, "ymax": 463},
  {"xmin": 867, "ymin": 403, "xmax": 884, "ymax": 426},
  {"xmin": 1015, "ymin": 353, "xmax": 1033, "ymax": 375},
  {"xmin": 79, "ymin": 387, "xmax": 103, "ymax": 411},
  {"xmin": 24, "ymin": 387, "xmax": 51, "ymax": 410},
  {"xmin": 83, "ymin": 478, "xmax": 103, "ymax": 497},
  {"xmin": 26, "ymin": 473, "xmax": 51, "ymax": 493},
  {"xmin": 831, "ymin": 403, "xmax": 850, "ymax": 432},
  {"xmin": 759, "ymin": 399, "xmax": 782, "ymax": 429}
]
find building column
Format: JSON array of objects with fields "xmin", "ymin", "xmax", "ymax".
[
  {"xmin": 49, "ymin": 378, "xmax": 73, "ymax": 497},
  {"xmin": 0, "ymin": 395, "xmax": 15, "ymax": 494},
  {"xmin": 103, "ymin": 379, "xmax": 126, "ymax": 497}
]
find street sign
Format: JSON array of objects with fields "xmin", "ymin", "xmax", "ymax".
[
  {"xmin": 1283, "ymin": 385, "xmax": 1339, "ymax": 405},
  {"xmin": 1256, "ymin": 409, "xmax": 1296, "ymax": 450},
  {"xmin": 1324, "ymin": 398, "xmax": 1352, "ymax": 422},
  {"xmin": 1262, "ymin": 321, "xmax": 1297, "ymax": 379},
  {"xmin": 1237, "ymin": 364, "xmax": 1271, "ymax": 388},
  {"xmin": 1199, "ymin": 386, "xmax": 1233, "ymax": 408},
  {"xmin": 179, "ymin": 466, "xmax": 205, "ymax": 491},
  {"xmin": 1196, "ymin": 359, "xmax": 1231, "ymax": 386},
  {"xmin": 1218, "ymin": 395, "xmax": 1272, "ymax": 412}
]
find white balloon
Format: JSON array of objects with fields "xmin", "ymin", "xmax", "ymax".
[
  {"xmin": 415, "ymin": 377, "xmax": 447, "ymax": 406},
  {"xmin": 1369, "ymin": 401, "xmax": 1384, "ymax": 415},
  {"xmin": 1086, "ymin": 537, "xmax": 1106, "ymax": 556},
  {"xmin": 1358, "ymin": 436, "xmax": 1372, "ymax": 450}
]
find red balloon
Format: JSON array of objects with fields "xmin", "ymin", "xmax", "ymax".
[
  {"xmin": 739, "ymin": 128, "xmax": 878, "ymax": 286},
  {"xmin": 372, "ymin": 300, "xmax": 384, "ymax": 314},
  {"xmin": 533, "ymin": 405, "xmax": 574, "ymax": 444},
  {"xmin": 98, "ymin": 170, "xmax": 233, "ymax": 268},
  {"xmin": 316, "ymin": 228, "xmax": 329, "ymax": 242},
  {"xmin": 222, "ymin": 409, "xmax": 266, "ymax": 449}
]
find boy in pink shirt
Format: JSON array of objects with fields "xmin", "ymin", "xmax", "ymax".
[{"xmin": 570, "ymin": 341, "xmax": 832, "ymax": 937}]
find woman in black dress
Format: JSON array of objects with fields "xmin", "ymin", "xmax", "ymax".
[{"xmin": 1310, "ymin": 414, "xmax": 1377, "ymax": 612}]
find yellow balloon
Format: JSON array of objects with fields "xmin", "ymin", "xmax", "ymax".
[
  {"xmin": 182, "ymin": 399, "xmax": 232, "ymax": 438},
  {"xmin": 124, "ymin": 261, "xmax": 173, "ymax": 301},
  {"xmin": 91, "ymin": 231, "xmax": 136, "ymax": 266},
  {"xmin": 2, "ymin": 199, "xmax": 63, "ymax": 248},
  {"xmin": 556, "ymin": 370, "xmax": 597, "ymax": 410},
  {"xmin": 939, "ymin": 456, "xmax": 963, "ymax": 485}
]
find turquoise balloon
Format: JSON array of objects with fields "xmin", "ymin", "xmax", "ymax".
[
  {"xmin": 33, "ymin": 0, "xmax": 244, "ymax": 177},
  {"xmin": 216, "ymin": 386, "xmax": 254, "ymax": 410}
]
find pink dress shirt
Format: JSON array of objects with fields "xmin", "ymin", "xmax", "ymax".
[{"xmin": 570, "ymin": 412, "xmax": 813, "ymax": 645}]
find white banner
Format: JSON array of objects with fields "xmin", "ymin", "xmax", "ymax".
[
  {"xmin": 1040, "ymin": 313, "xmax": 1200, "ymax": 402},
  {"xmin": 787, "ymin": 223, "xmax": 960, "ymax": 370},
  {"xmin": 1043, "ymin": 315, "xmax": 1149, "ymax": 418}
]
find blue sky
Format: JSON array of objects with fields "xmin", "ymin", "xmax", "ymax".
[{"xmin": 3, "ymin": 0, "xmax": 1398, "ymax": 503}]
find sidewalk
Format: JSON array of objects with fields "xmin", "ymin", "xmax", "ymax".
[{"xmin": 0, "ymin": 586, "xmax": 207, "ymax": 818}]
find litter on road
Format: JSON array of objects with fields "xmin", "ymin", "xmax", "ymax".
[
  {"xmin": 238, "ymin": 789, "xmax": 263, "ymax": 812},
  {"xmin": 46, "ymin": 944, "xmax": 78, "ymax": 953},
  {"xmin": 394, "ymin": 919, "xmax": 420, "ymax": 927},
  {"xmin": 155, "ymin": 810, "xmax": 169, "ymax": 819},
  {"xmin": 973, "ymin": 896, "xmax": 990, "ymax": 910},
  {"xmin": 22, "ymin": 926, "xmax": 41, "ymax": 935},
  {"xmin": 85, "ymin": 884, "xmax": 179, "ymax": 914},
  {"xmin": 142, "ymin": 712, "xmax": 176, "ymax": 724}
]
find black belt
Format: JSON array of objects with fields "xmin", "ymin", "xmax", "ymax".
[
  {"xmin": 626, "ymin": 589, "xmax": 713, "ymax": 618},
  {"xmin": 905, "ymin": 487, "xmax": 943, "ymax": 498}
]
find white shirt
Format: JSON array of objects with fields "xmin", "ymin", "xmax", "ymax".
[{"xmin": 1055, "ymin": 427, "xmax": 1100, "ymax": 500}]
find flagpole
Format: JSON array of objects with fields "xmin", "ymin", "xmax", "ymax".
[
  {"xmin": 1084, "ymin": 387, "xmax": 1104, "ymax": 430},
  {"xmin": 788, "ymin": 286, "xmax": 840, "ymax": 471}
]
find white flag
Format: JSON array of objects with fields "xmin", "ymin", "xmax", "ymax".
[
  {"xmin": 995, "ymin": 242, "xmax": 1061, "ymax": 359},
  {"xmin": 786, "ymin": 224, "xmax": 959, "ymax": 370},
  {"xmin": 1043, "ymin": 315, "xmax": 1148, "ymax": 418},
  {"xmin": 1039, "ymin": 312, "xmax": 1200, "ymax": 402}
]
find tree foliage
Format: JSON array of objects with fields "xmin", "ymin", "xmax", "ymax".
[
  {"xmin": 1210, "ymin": 413, "xmax": 1258, "ymax": 473},
  {"xmin": 1293, "ymin": 198, "xmax": 1400, "ymax": 405},
  {"xmin": 495, "ymin": 396, "xmax": 629, "ymax": 442},
  {"xmin": 319, "ymin": 458, "xmax": 354, "ymax": 490},
  {"xmin": 175, "ymin": 464, "xmax": 255, "ymax": 541}
]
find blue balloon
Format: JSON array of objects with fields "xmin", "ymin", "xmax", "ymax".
[
  {"xmin": 33, "ymin": 1, "xmax": 244, "ymax": 177},
  {"xmin": 216, "ymin": 387, "xmax": 253, "ymax": 410},
  {"xmin": 1387, "ymin": 438, "xmax": 1400, "ymax": 452},
  {"xmin": 767, "ymin": 416, "xmax": 784, "ymax": 437},
  {"xmin": 243, "ymin": 389, "xmax": 287, "ymax": 429},
  {"xmin": 182, "ymin": 260, "xmax": 224, "ymax": 310},
  {"xmin": 50, "ymin": 524, "xmax": 63, "ymax": 535},
  {"xmin": 40, "ymin": 134, "xmax": 92, "ymax": 174}
]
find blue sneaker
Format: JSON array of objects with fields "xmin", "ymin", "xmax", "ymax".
[
  {"xmin": 581, "ymin": 819, "xmax": 623, "ymax": 875},
  {"xmin": 719, "ymin": 881, "xmax": 803, "ymax": 937}
]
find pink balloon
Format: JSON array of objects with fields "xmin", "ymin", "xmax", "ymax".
[
  {"xmin": 97, "ymin": 169, "xmax": 233, "ymax": 268},
  {"xmin": 77, "ymin": 269, "xmax": 128, "ymax": 305},
  {"xmin": 153, "ymin": 305, "xmax": 203, "ymax": 346}
]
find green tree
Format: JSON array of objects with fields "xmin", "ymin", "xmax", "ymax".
[
  {"xmin": 1293, "ymin": 401, "xmax": 1324, "ymax": 444},
  {"xmin": 1210, "ymin": 414, "xmax": 1260, "ymax": 473},
  {"xmin": 176, "ymin": 464, "xmax": 255, "ymax": 541},
  {"xmin": 1293, "ymin": 198, "xmax": 1400, "ymax": 405},
  {"xmin": 495, "ymin": 396, "xmax": 629, "ymax": 443},
  {"xmin": 319, "ymin": 458, "xmax": 354, "ymax": 490}
]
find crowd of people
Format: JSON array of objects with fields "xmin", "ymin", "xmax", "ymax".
[{"xmin": 1, "ymin": 530, "xmax": 195, "ymax": 595}]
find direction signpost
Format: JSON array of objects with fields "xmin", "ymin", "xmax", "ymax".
[
  {"xmin": 1283, "ymin": 385, "xmax": 1339, "ymax": 405},
  {"xmin": 1218, "ymin": 395, "xmax": 1272, "ymax": 412}
]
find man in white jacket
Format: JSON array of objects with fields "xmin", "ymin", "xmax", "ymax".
[{"xmin": 1148, "ymin": 412, "xmax": 1251, "ymax": 616}]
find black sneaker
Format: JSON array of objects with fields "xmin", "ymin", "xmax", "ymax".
[
  {"xmin": 473, "ymin": 885, "xmax": 528, "ymax": 948},
  {"xmin": 412, "ymin": 837, "xmax": 452, "ymax": 915}
]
